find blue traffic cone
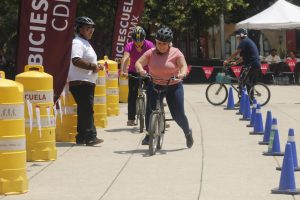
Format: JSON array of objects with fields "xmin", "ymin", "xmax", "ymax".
[
  {"xmin": 249, "ymin": 104, "xmax": 264, "ymax": 135},
  {"xmin": 246, "ymin": 99, "xmax": 257, "ymax": 127},
  {"xmin": 240, "ymin": 94, "xmax": 251, "ymax": 121},
  {"xmin": 263, "ymin": 118, "xmax": 284, "ymax": 156},
  {"xmin": 224, "ymin": 87, "xmax": 235, "ymax": 110},
  {"xmin": 258, "ymin": 110, "xmax": 272, "ymax": 145},
  {"xmin": 236, "ymin": 89, "xmax": 245, "ymax": 115},
  {"xmin": 271, "ymin": 143, "xmax": 300, "ymax": 195},
  {"xmin": 277, "ymin": 129, "xmax": 300, "ymax": 171}
]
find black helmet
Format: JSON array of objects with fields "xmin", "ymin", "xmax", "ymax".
[
  {"xmin": 75, "ymin": 16, "xmax": 95, "ymax": 32},
  {"xmin": 235, "ymin": 28, "xmax": 248, "ymax": 37},
  {"xmin": 156, "ymin": 27, "xmax": 173, "ymax": 42},
  {"xmin": 131, "ymin": 26, "xmax": 146, "ymax": 42}
]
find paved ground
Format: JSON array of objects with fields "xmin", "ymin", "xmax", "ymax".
[{"xmin": 1, "ymin": 84, "xmax": 300, "ymax": 200}]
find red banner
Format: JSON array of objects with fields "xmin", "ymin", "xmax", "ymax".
[
  {"xmin": 260, "ymin": 63, "xmax": 269, "ymax": 75},
  {"xmin": 17, "ymin": 0, "xmax": 77, "ymax": 102},
  {"xmin": 230, "ymin": 66, "xmax": 242, "ymax": 78},
  {"xmin": 286, "ymin": 60, "xmax": 296, "ymax": 72},
  {"xmin": 202, "ymin": 66, "xmax": 214, "ymax": 79},
  {"xmin": 111, "ymin": 0, "xmax": 145, "ymax": 63}
]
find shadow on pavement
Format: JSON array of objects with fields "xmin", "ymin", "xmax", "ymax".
[{"xmin": 114, "ymin": 148, "xmax": 187, "ymax": 157}]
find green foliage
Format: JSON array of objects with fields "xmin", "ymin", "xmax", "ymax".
[
  {"xmin": 76, "ymin": 0, "xmax": 117, "ymax": 58},
  {"xmin": 0, "ymin": 0, "xmax": 19, "ymax": 62}
]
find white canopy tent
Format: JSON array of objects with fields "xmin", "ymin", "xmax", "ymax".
[{"xmin": 236, "ymin": 0, "xmax": 300, "ymax": 30}]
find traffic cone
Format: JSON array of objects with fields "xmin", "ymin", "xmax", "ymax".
[
  {"xmin": 246, "ymin": 99, "xmax": 257, "ymax": 127},
  {"xmin": 224, "ymin": 87, "xmax": 235, "ymax": 110},
  {"xmin": 258, "ymin": 110, "xmax": 272, "ymax": 145},
  {"xmin": 240, "ymin": 94, "xmax": 251, "ymax": 121},
  {"xmin": 276, "ymin": 129, "xmax": 300, "ymax": 171},
  {"xmin": 249, "ymin": 104, "xmax": 264, "ymax": 135},
  {"xmin": 236, "ymin": 88, "xmax": 245, "ymax": 115},
  {"xmin": 263, "ymin": 118, "xmax": 284, "ymax": 156},
  {"xmin": 271, "ymin": 143, "xmax": 300, "ymax": 195}
]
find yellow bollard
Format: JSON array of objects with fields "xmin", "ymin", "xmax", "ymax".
[
  {"xmin": 0, "ymin": 71, "xmax": 28, "ymax": 194},
  {"xmin": 16, "ymin": 65, "xmax": 57, "ymax": 161},
  {"xmin": 55, "ymin": 84, "xmax": 77, "ymax": 142},
  {"xmin": 99, "ymin": 56, "xmax": 119, "ymax": 116},
  {"xmin": 119, "ymin": 75, "xmax": 128, "ymax": 103},
  {"xmin": 94, "ymin": 68, "xmax": 107, "ymax": 128}
]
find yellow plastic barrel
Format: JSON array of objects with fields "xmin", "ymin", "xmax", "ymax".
[
  {"xmin": 99, "ymin": 56, "xmax": 119, "ymax": 116},
  {"xmin": 0, "ymin": 71, "xmax": 28, "ymax": 194},
  {"xmin": 55, "ymin": 84, "xmax": 77, "ymax": 142},
  {"xmin": 94, "ymin": 68, "xmax": 107, "ymax": 128},
  {"xmin": 16, "ymin": 65, "xmax": 57, "ymax": 161},
  {"xmin": 119, "ymin": 75, "xmax": 128, "ymax": 103}
]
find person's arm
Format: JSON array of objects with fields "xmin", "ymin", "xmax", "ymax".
[
  {"xmin": 135, "ymin": 54, "xmax": 148, "ymax": 76},
  {"xmin": 177, "ymin": 56, "xmax": 188, "ymax": 79},
  {"xmin": 120, "ymin": 52, "xmax": 130, "ymax": 75},
  {"xmin": 72, "ymin": 57, "xmax": 98, "ymax": 71},
  {"xmin": 223, "ymin": 48, "xmax": 241, "ymax": 66}
]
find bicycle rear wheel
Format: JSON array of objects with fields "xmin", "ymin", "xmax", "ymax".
[
  {"xmin": 249, "ymin": 83, "xmax": 270, "ymax": 106},
  {"xmin": 148, "ymin": 113, "xmax": 159, "ymax": 156},
  {"xmin": 205, "ymin": 83, "xmax": 228, "ymax": 105}
]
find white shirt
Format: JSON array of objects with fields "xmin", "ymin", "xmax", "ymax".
[
  {"xmin": 264, "ymin": 54, "xmax": 281, "ymax": 64},
  {"xmin": 68, "ymin": 35, "xmax": 98, "ymax": 83}
]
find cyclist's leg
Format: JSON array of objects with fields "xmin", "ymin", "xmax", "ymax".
[
  {"xmin": 247, "ymin": 67, "xmax": 260, "ymax": 99},
  {"xmin": 145, "ymin": 83, "xmax": 162, "ymax": 131},
  {"xmin": 127, "ymin": 72, "xmax": 139, "ymax": 125},
  {"xmin": 165, "ymin": 82, "xmax": 190, "ymax": 134},
  {"xmin": 166, "ymin": 82, "xmax": 193, "ymax": 147}
]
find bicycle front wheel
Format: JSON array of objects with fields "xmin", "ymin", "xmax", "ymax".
[
  {"xmin": 148, "ymin": 113, "xmax": 159, "ymax": 156},
  {"xmin": 205, "ymin": 83, "xmax": 228, "ymax": 105},
  {"xmin": 157, "ymin": 114, "xmax": 165, "ymax": 150},
  {"xmin": 136, "ymin": 97, "xmax": 145, "ymax": 133},
  {"xmin": 249, "ymin": 83, "xmax": 271, "ymax": 106}
]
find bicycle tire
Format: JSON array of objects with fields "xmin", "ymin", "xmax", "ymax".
[
  {"xmin": 136, "ymin": 97, "xmax": 145, "ymax": 133},
  {"xmin": 249, "ymin": 82, "xmax": 271, "ymax": 106},
  {"xmin": 157, "ymin": 113, "xmax": 165, "ymax": 150},
  {"xmin": 205, "ymin": 83, "xmax": 228, "ymax": 105},
  {"xmin": 139, "ymin": 113, "xmax": 144, "ymax": 133},
  {"xmin": 148, "ymin": 113, "xmax": 159, "ymax": 156}
]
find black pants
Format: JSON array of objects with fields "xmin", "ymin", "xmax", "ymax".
[
  {"xmin": 239, "ymin": 67, "xmax": 261, "ymax": 98},
  {"xmin": 127, "ymin": 72, "xmax": 148, "ymax": 120},
  {"xmin": 69, "ymin": 83, "xmax": 97, "ymax": 141}
]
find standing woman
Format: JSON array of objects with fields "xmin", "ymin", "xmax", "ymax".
[
  {"xmin": 135, "ymin": 27, "xmax": 193, "ymax": 148},
  {"xmin": 120, "ymin": 26, "xmax": 154, "ymax": 126},
  {"xmin": 68, "ymin": 16, "xmax": 104, "ymax": 146}
]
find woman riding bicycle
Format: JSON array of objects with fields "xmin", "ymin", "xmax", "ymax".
[
  {"xmin": 135, "ymin": 26, "xmax": 193, "ymax": 148},
  {"xmin": 120, "ymin": 26, "xmax": 154, "ymax": 126},
  {"xmin": 223, "ymin": 28, "xmax": 261, "ymax": 98}
]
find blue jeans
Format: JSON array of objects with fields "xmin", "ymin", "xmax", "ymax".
[{"xmin": 145, "ymin": 82, "xmax": 190, "ymax": 135}]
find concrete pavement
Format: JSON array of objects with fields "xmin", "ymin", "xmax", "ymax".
[{"xmin": 1, "ymin": 84, "xmax": 300, "ymax": 200}]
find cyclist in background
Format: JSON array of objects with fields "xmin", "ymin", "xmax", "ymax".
[
  {"xmin": 120, "ymin": 26, "xmax": 154, "ymax": 126},
  {"xmin": 135, "ymin": 26, "xmax": 193, "ymax": 148},
  {"xmin": 223, "ymin": 28, "xmax": 261, "ymax": 98}
]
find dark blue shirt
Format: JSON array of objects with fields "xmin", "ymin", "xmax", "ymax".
[{"xmin": 237, "ymin": 37, "xmax": 260, "ymax": 68}]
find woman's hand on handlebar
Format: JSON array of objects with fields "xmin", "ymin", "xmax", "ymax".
[{"xmin": 139, "ymin": 69, "xmax": 148, "ymax": 77}]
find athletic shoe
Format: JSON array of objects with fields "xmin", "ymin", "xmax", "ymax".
[
  {"xmin": 86, "ymin": 137, "xmax": 104, "ymax": 146},
  {"xmin": 185, "ymin": 129, "xmax": 194, "ymax": 148}
]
